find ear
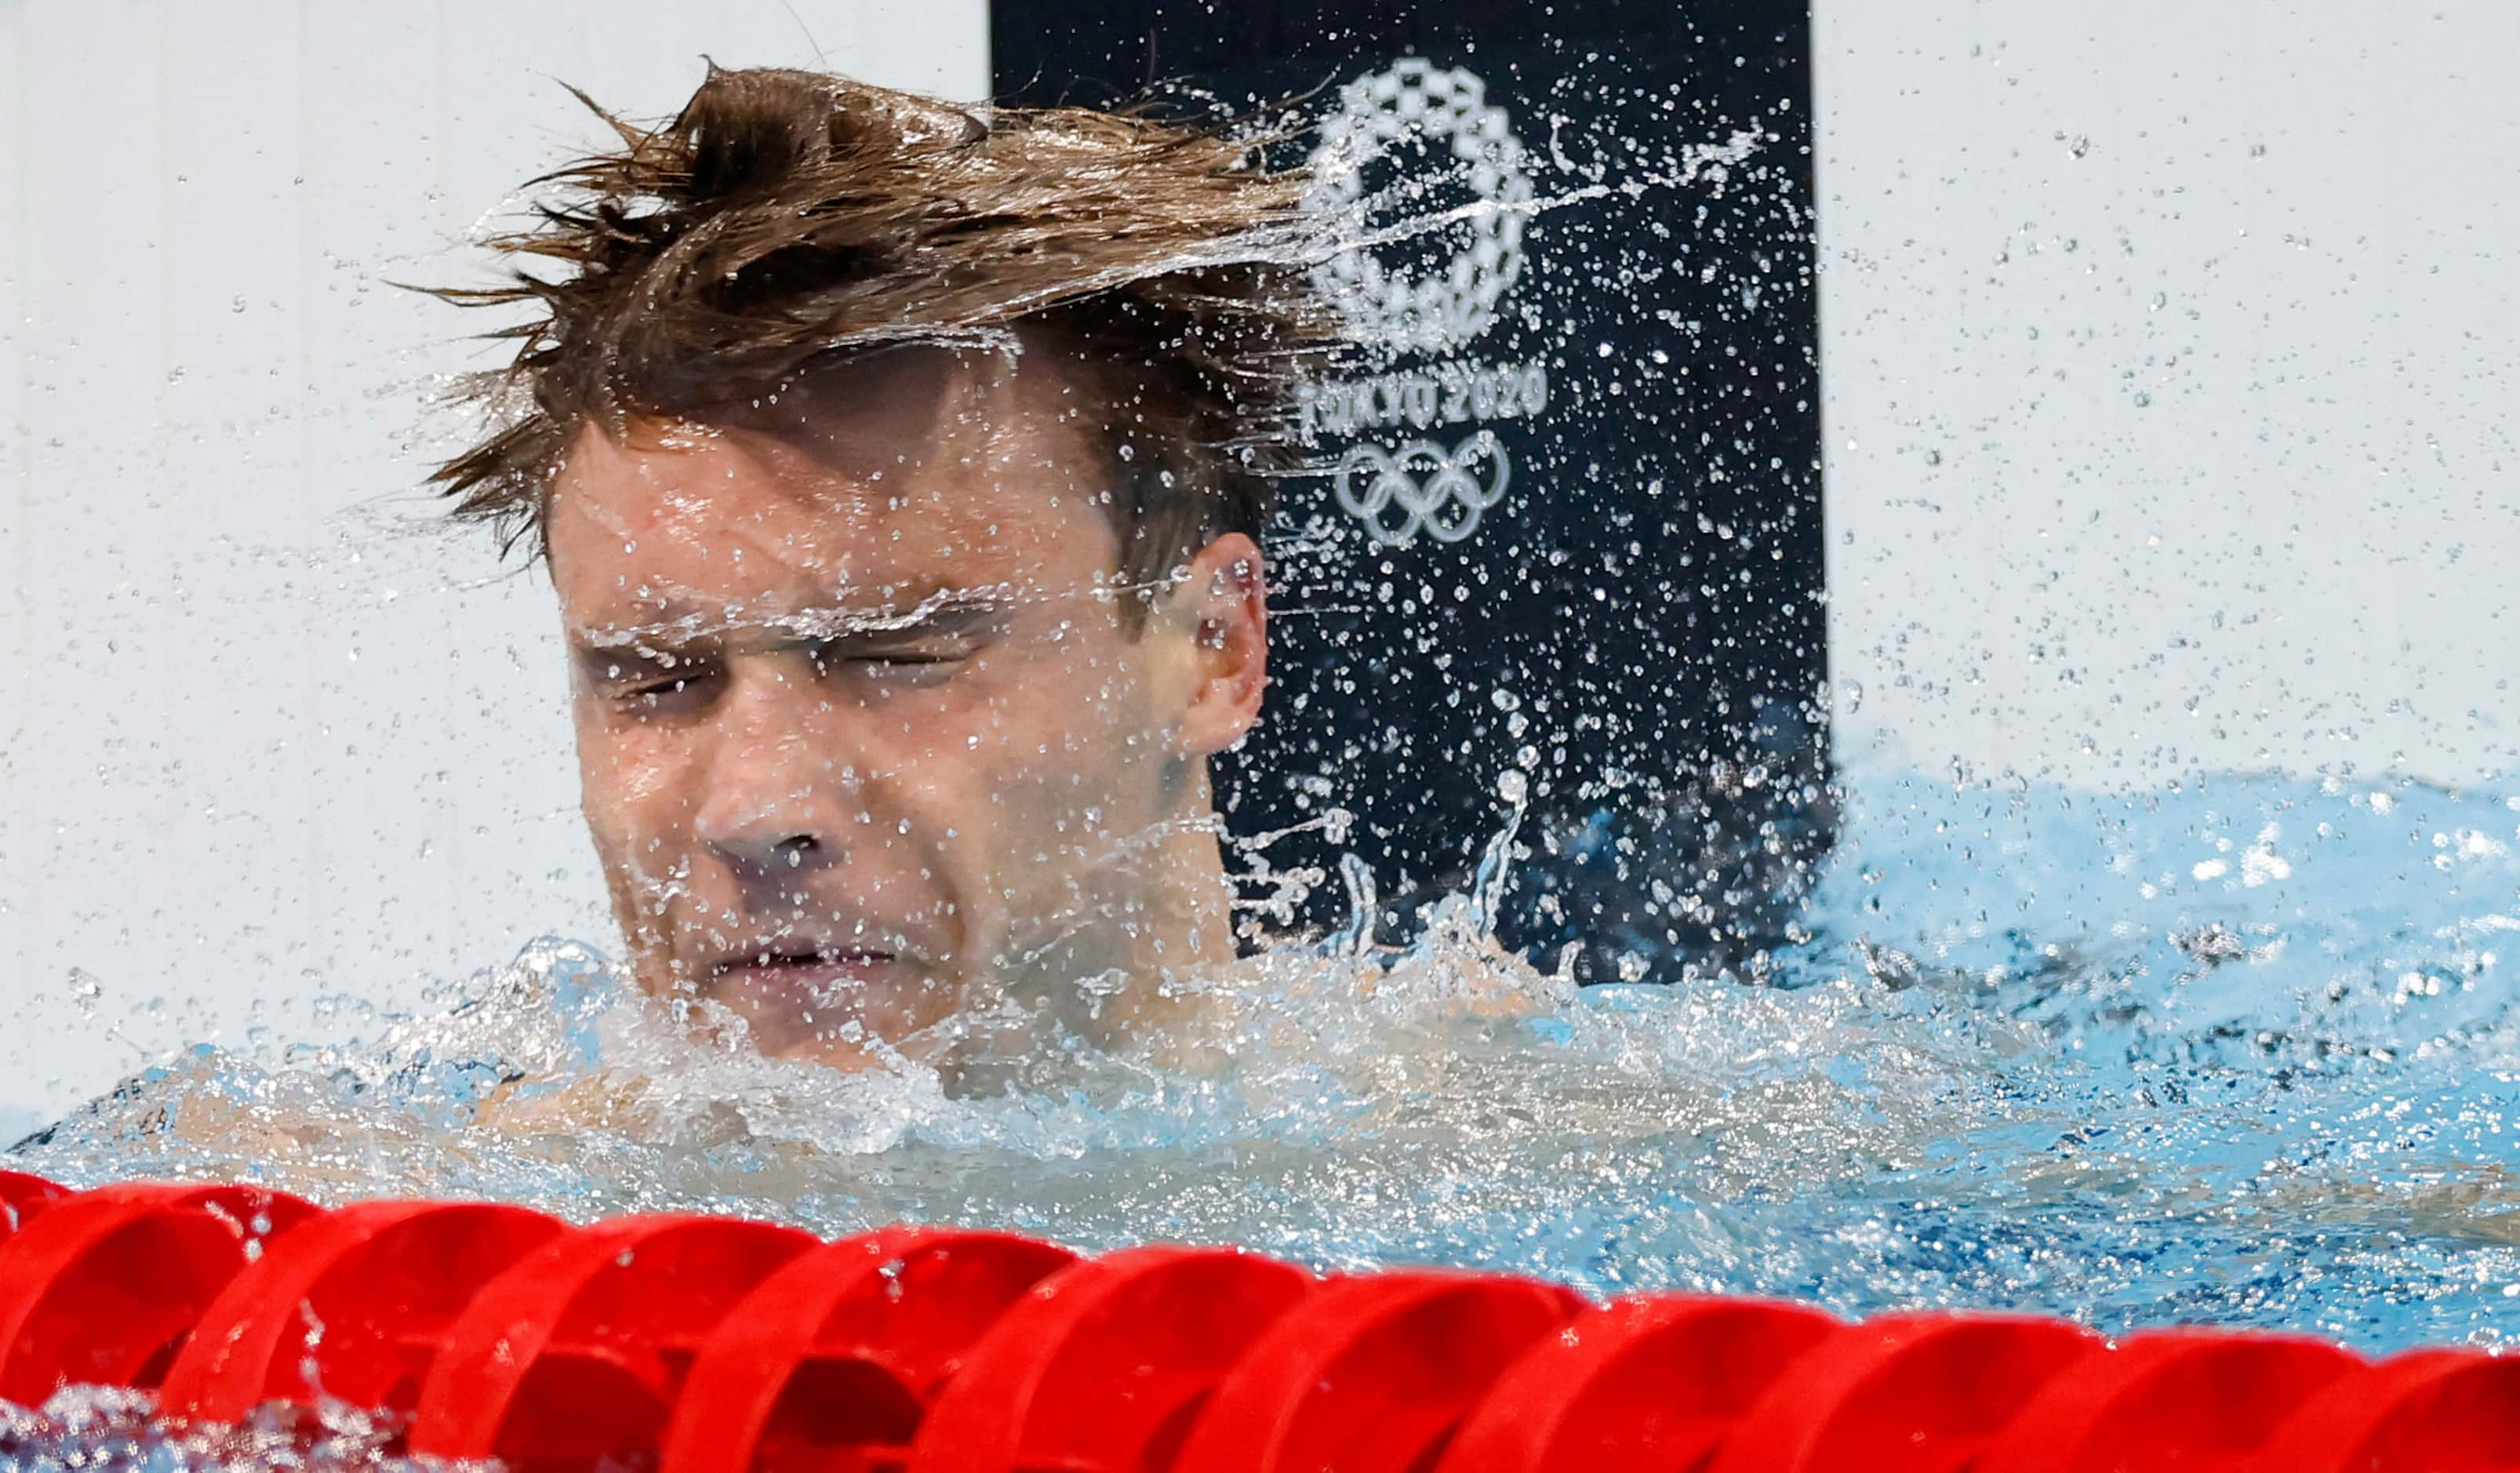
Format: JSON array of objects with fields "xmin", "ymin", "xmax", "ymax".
[{"xmin": 1167, "ymin": 532, "xmax": 1268, "ymax": 756}]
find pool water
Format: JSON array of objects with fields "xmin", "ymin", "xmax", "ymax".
[
  {"xmin": 14, "ymin": 760, "xmax": 2520, "ymax": 1388},
  {"xmin": 0, "ymin": 1394, "xmax": 422, "ymax": 1473}
]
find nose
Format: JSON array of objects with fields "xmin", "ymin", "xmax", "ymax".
[{"xmin": 690, "ymin": 659, "xmax": 860, "ymax": 877}]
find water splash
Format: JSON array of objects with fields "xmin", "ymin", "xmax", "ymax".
[
  {"xmin": 18, "ymin": 764, "xmax": 2520, "ymax": 1357},
  {"xmin": 0, "ymin": 1388, "xmax": 439, "ymax": 1473}
]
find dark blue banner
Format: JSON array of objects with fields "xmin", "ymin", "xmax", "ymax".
[{"xmin": 996, "ymin": 2, "xmax": 1829, "ymax": 975}]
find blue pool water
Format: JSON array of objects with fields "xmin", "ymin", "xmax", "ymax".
[{"xmin": 13, "ymin": 761, "xmax": 2520, "ymax": 1388}]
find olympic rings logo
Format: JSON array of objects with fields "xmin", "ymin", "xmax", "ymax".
[{"xmin": 1333, "ymin": 431, "xmax": 1513, "ymax": 547}]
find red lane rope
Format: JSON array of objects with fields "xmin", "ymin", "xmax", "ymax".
[
  {"xmin": 0, "ymin": 1171, "xmax": 68, "ymax": 1246},
  {"xmin": 0, "ymin": 1175, "xmax": 2510, "ymax": 1472},
  {"xmin": 160, "ymin": 1198, "xmax": 565, "ymax": 1421},
  {"xmin": 0, "ymin": 1183, "xmax": 318, "ymax": 1406}
]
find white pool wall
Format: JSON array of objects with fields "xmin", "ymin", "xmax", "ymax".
[
  {"xmin": 1813, "ymin": 0, "xmax": 2520, "ymax": 790},
  {"xmin": 0, "ymin": 0, "xmax": 989, "ymax": 1133}
]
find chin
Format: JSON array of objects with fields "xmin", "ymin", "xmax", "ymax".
[{"xmin": 764, "ymin": 1033, "xmax": 899, "ymax": 1071}]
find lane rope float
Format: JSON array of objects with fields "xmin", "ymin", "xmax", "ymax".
[{"xmin": 0, "ymin": 1175, "xmax": 2511, "ymax": 1473}]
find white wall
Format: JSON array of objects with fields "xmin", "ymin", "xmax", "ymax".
[
  {"xmin": 1813, "ymin": 0, "xmax": 2520, "ymax": 789},
  {"xmin": 0, "ymin": 2, "xmax": 988, "ymax": 1130},
  {"xmin": 6, "ymin": 0, "xmax": 2517, "ymax": 1129}
]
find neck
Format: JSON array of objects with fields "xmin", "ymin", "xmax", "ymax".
[{"xmin": 1135, "ymin": 789, "xmax": 1240, "ymax": 972}]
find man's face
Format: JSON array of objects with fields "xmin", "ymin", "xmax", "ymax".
[{"xmin": 544, "ymin": 348, "xmax": 1255, "ymax": 1070}]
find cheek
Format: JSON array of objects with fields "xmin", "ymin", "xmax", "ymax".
[
  {"xmin": 922, "ymin": 627, "xmax": 1154, "ymax": 760},
  {"xmin": 967, "ymin": 653, "xmax": 1163, "ymax": 838},
  {"xmin": 571, "ymin": 704, "xmax": 695, "ymax": 853}
]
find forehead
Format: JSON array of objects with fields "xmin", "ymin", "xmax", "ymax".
[{"xmin": 545, "ymin": 345, "xmax": 1120, "ymax": 618}]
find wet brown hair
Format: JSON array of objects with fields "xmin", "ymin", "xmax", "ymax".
[{"xmin": 428, "ymin": 64, "xmax": 1334, "ymax": 619}]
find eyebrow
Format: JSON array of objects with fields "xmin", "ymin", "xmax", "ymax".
[{"xmin": 568, "ymin": 587, "xmax": 1013, "ymax": 656}]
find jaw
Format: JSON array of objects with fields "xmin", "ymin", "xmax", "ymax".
[{"xmin": 984, "ymin": 802, "xmax": 1244, "ymax": 1044}]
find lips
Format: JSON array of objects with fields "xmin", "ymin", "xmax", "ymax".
[{"xmin": 712, "ymin": 943, "xmax": 893, "ymax": 977}]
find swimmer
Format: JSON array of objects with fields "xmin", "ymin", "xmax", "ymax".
[
  {"xmin": 430, "ymin": 64, "xmax": 1348, "ymax": 1079},
  {"xmin": 9, "ymin": 63, "xmax": 1547, "ymax": 1158}
]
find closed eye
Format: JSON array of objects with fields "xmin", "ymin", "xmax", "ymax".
[
  {"xmin": 609, "ymin": 663, "xmax": 724, "ymax": 712},
  {"xmin": 837, "ymin": 651, "xmax": 967, "ymax": 688},
  {"xmin": 812, "ymin": 640, "xmax": 975, "ymax": 685},
  {"xmin": 856, "ymin": 651, "xmax": 962, "ymax": 668}
]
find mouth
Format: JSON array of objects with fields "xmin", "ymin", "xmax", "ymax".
[
  {"xmin": 696, "ymin": 943, "xmax": 935, "ymax": 1061},
  {"xmin": 711, "ymin": 942, "xmax": 897, "ymax": 977}
]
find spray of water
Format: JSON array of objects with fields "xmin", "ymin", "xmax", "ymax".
[{"xmin": 19, "ymin": 764, "xmax": 2520, "ymax": 1351}]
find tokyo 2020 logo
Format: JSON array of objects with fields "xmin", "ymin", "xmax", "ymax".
[
  {"xmin": 1300, "ymin": 60, "xmax": 1547, "ymax": 549},
  {"xmin": 1304, "ymin": 59, "xmax": 1534, "ymax": 357}
]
